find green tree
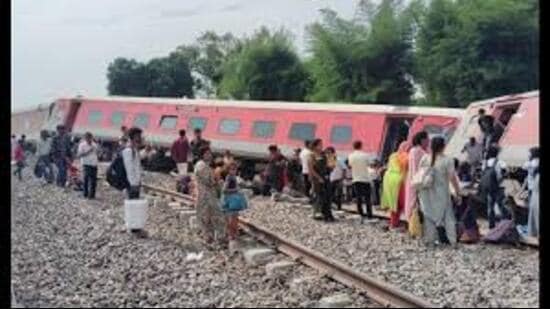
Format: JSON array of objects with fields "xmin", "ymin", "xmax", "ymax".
[
  {"xmin": 107, "ymin": 55, "xmax": 194, "ymax": 98},
  {"xmin": 175, "ymin": 31, "xmax": 242, "ymax": 97},
  {"xmin": 306, "ymin": 0, "xmax": 415, "ymax": 104},
  {"xmin": 218, "ymin": 27, "xmax": 311, "ymax": 101},
  {"xmin": 415, "ymin": 0, "xmax": 539, "ymax": 107},
  {"xmin": 106, "ymin": 58, "xmax": 148, "ymax": 96}
]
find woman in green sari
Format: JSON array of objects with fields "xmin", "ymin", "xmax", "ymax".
[{"xmin": 381, "ymin": 141, "xmax": 410, "ymax": 228}]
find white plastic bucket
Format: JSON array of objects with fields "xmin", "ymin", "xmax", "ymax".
[
  {"xmin": 177, "ymin": 163, "xmax": 188, "ymax": 175},
  {"xmin": 124, "ymin": 199, "xmax": 149, "ymax": 230}
]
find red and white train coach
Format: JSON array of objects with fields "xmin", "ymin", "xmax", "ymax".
[
  {"xmin": 41, "ymin": 96, "xmax": 463, "ymax": 162},
  {"xmin": 445, "ymin": 90, "xmax": 539, "ymax": 167}
]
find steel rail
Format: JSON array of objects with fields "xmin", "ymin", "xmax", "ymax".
[{"xmin": 141, "ymin": 183, "xmax": 435, "ymax": 308}]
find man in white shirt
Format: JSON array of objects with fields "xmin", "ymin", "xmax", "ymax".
[
  {"xmin": 348, "ymin": 140, "xmax": 374, "ymax": 221},
  {"xmin": 299, "ymin": 140, "xmax": 313, "ymax": 200},
  {"xmin": 77, "ymin": 132, "xmax": 99, "ymax": 199},
  {"xmin": 122, "ymin": 127, "xmax": 143, "ymax": 200}
]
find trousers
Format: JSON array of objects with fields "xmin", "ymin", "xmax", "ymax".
[
  {"xmin": 55, "ymin": 158, "xmax": 68, "ymax": 187},
  {"xmin": 423, "ymin": 206, "xmax": 457, "ymax": 245},
  {"xmin": 353, "ymin": 182, "xmax": 373, "ymax": 218},
  {"xmin": 83, "ymin": 165, "xmax": 98, "ymax": 199}
]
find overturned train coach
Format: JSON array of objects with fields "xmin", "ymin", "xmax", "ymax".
[
  {"xmin": 11, "ymin": 90, "xmax": 538, "ymax": 170},
  {"xmin": 444, "ymin": 90, "xmax": 539, "ymax": 168},
  {"xmin": 12, "ymin": 96, "xmax": 462, "ymax": 163}
]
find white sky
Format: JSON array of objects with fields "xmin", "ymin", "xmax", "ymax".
[{"xmin": 12, "ymin": 0, "xmax": 358, "ymax": 110}]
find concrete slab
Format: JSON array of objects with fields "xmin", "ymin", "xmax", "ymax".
[
  {"xmin": 168, "ymin": 202, "xmax": 181, "ymax": 209},
  {"xmin": 243, "ymin": 248, "xmax": 276, "ymax": 266},
  {"xmin": 265, "ymin": 260, "xmax": 295, "ymax": 277},
  {"xmin": 317, "ymin": 293, "xmax": 352, "ymax": 308}
]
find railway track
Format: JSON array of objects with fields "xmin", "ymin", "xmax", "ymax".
[{"xmin": 141, "ymin": 183, "xmax": 435, "ymax": 308}]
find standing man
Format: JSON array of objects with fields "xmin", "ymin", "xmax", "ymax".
[
  {"xmin": 461, "ymin": 136, "xmax": 483, "ymax": 176},
  {"xmin": 477, "ymin": 109, "xmax": 496, "ymax": 157},
  {"xmin": 300, "ymin": 140, "xmax": 313, "ymax": 201},
  {"xmin": 264, "ymin": 145, "xmax": 286, "ymax": 195},
  {"xmin": 190, "ymin": 128, "xmax": 209, "ymax": 172},
  {"xmin": 50, "ymin": 125, "xmax": 72, "ymax": 187},
  {"xmin": 122, "ymin": 127, "xmax": 146, "ymax": 237},
  {"xmin": 480, "ymin": 145, "xmax": 509, "ymax": 229},
  {"xmin": 123, "ymin": 127, "xmax": 143, "ymax": 200},
  {"xmin": 171, "ymin": 129, "xmax": 190, "ymax": 175},
  {"xmin": 36, "ymin": 130, "xmax": 54, "ymax": 183},
  {"xmin": 348, "ymin": 140, "xmax": 374, "ymax": 222},
  {"xmin": 77, "ymin": 132, "xmax": 99, "ymax": 199}
]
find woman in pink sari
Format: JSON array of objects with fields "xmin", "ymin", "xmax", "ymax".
[{"xmin": 404, "ymin": 131, "xmax": 430, "ymax": 224}]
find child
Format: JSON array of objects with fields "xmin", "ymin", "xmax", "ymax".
[
  {"xmin": 368, "ymin": 159, "xmax": 382, "ymax": 206},
  {"xmin": 343, "ymin": 159, "xmax": 354, "ymax": 203},
  {"xmin": 220, "ymin": 163, "xmax": 248, "ymax": 248},
  {"xmin": 13, "ymin": 140, "xmax": 26, "ymax": 181},
  {"xmin": 68, "ymin": 160, "xmax": 84, "ymax": 191}
]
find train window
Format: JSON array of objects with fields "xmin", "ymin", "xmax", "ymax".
[
  {"xmin": 252, "ymin": 121, "xmax": 276, "ymax": 138},
  {"xmin": 160, "ymin": 116, "xmax": 178, "ymax": 129},
  {"xmin": 219, "ymin": 119, "xmax": 241, "ymax": 135},
  {"xmin": 111, "ymin": 112, "xmax": 125, "ymax": 126},
  {"xmin": 289, "ymin": 123, "xmax": 316, "ymax": 141},
  {"xmin": 88, "ymin": 111, "xmax": 103, "ymax": 125},
  {"xmin": 330, "ymin": 126, "xmax": 352, "ymax": 144},
  {"xmin": 188, "ymin": 117, "xmax": 207, "ymax": 131},
  {"xmin": 133, "ymin": 113, "xmax": 150, "ymax": 128},
  {"xmin": 423, "ymin": 124, "xmax": 457, "ymax": 142}
]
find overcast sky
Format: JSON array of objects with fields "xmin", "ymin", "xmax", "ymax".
[{"xmin": 12, "ymin": 0, "xmax": 359, "ymax": 110}]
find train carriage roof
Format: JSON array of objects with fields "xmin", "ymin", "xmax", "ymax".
[{"xmin": 60, "ymin": 95, "xmax": 464, "ymax": 117}]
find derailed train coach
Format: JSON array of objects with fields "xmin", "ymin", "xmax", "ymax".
[
  {"xmin": 16, "ymin": 96, "xmax": 463, "ymax": 164},
  {"xmin": 11, "ymin": 91, "xmax": 538, "ymax": 170},
  {"xmin": 445, "ymin": 90, "xmax": 539, "ymax": 168}
]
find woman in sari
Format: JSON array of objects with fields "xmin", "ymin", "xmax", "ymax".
[
  {"xmin": 381, "ymin": 141, "xmax": 410, "ymax": 228},
  {"xmin": 194, "ymin": 147, "xmax": 225, "ymax": 245},
  {"xmin": 404, "ymin": 131, "xmax": 430, "ymax": 235}
]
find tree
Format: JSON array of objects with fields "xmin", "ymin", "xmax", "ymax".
[
  {"xmin": 107, "ymin": 58, "xmax": 148, "ymax": 96},
  {"xmin": 415, "ymin": 0, "xmax": 539, "ymax": 107},
  {"xmin": 305, "ymin": 0, "xmax": 415, "ymax": 104},
  {"xmin": 218, "ymin": 27, "xmax": 311, "ymax": 101},
  {"xmin": 106, "ymin": 55, "xmax": 194, "ymax": 98},
  {"xmin": 175, "ymin": 31, "xmax": 242, "ymax": 97}
]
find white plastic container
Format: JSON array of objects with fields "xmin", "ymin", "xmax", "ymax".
[{"xmin": 124, "ymin": 199, "xmax": 149, "ymax": 230}]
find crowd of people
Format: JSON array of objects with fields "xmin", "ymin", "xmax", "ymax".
[{"xmin": 12, "ymin": 112, "xmax": 539, "ymax": 248}]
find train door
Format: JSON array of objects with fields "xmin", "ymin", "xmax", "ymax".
[
  {"xmin": 65, "ymin": 99, "xmax": 83, "ymax": 132},
  {"xmin": 409, "ymin": 116, "xmax": 459, "ymax": 143},
  {"xmin": 380, "ymin": 117, "xmax": 413, "ymax": 163},
  {"xmin": 491, "ymin": 102, "xmax": 521, "ymax": 144}
]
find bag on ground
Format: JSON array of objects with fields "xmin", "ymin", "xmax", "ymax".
[
  {"xmin": 482, "ymin": 219, "xmax": 519, "ymax": 244},
  {"xmin": 408, "ymin": 208, "xmax": 423, "ymax": 238}
]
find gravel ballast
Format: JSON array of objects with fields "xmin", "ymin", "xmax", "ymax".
[{"xmin": 11, "ymin": 168, "xmax": 376, "ymax": 308}]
